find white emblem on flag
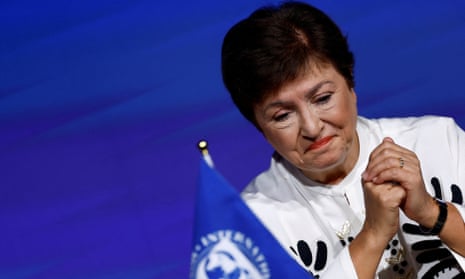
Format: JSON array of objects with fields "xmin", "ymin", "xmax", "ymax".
[{"xmin": 191, "ymin": 230, "xmax": 270, "ymax": 279}]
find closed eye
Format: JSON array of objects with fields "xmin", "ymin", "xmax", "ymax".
[
  {"xmin": 315, "ymin": 94, "xmax": 332, "ymax": 105},
  {"xmin": 274, "ymin": 112, "xmax": 290, "ymax": 122}
]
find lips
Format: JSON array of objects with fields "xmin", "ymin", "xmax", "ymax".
[{"xmin": 307, "ymin": 136, "xmax": 334, "ymax": 151}]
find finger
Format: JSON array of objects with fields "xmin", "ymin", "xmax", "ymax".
[
  {"xmin": 365, "ymin": 155, "xmax": 403, "ymax": 180},
  {"xmin": 367, "ymin": 137, "xmax": 398, "ymax": 159},
  {"xmin": 369, "ymin": 156, "xmax": 417, "ymax": 184},
  {"xmin": 383, "ymin": 137, "xmax": 394, "ymax": 143},
  {"xmin": 364, "ymin": 151, "xmax": 413, "ymax": 182},
  {"xmin": 371, "ymin": 166, "xmax": 406, "ymax": 185},
  {"xmin": 371, "ymin": 164, "xmax": 425, "ymax": 199},
  {"xmin": 363, "ymin": 139, "xmax": 416, "ymax": 181},
  {"xmin": 367, "ymin": 139, "xmax": 409, "ymax": 165},
  {"xmin": 364, "ymin": 181, "xmax": 406, "ymax": 208},
  {"xmin": 389, "ymin": 185, "xmax": 407, "ymax": 206},
  {"xmin": 367, "ymin": 137, "xmax": 415, "ymax": 160}
]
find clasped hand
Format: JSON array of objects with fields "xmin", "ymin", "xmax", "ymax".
[{"xmin": 361, "ymin": 137, "xmax": 436, "ymax": 243}]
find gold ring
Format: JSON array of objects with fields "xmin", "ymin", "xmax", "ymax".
[{"xmin": 399, "ymin": 157, "xmax": 405, "ymax": 169}]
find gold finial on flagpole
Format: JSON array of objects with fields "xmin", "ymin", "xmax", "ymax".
[
  {"xmin": 197, "ymin": 139, "xmax": 209, "ymax": 156},
  {"xmin": 197, "ymin": 139, "xmax": 214, "ymax": 167}
]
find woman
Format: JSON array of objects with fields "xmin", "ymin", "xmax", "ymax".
[{"xmin": 221, "ymin": 1, "xmax": 465, "ymax": 278}]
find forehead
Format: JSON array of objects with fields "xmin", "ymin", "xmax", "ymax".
[{"xmin": 263, "ymin": 63, "xmax": 339, "ymax": 101}]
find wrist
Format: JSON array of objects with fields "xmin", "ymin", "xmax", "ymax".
[
  {"xmin": 417, "ymin": 196, "xmax": 440, "ymax": 228},
  {"xmin": 419, "ymin": 198, "xmax": 448, "ymax": 235},
  {"xmin": 349, "ymin": 230, "xmax": 386, "ymax": 278},
  {"xmin": 355, "ymin": 227, "xmax": 391, "ymax": 253}
]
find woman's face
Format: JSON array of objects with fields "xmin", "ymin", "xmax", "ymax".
[{"xmin": 254, "ymin": 64, "xmax": 359, "ymax": 184}]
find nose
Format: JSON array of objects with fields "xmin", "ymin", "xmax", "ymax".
[{"xmin": 300, "ymin": 108, "xmax": 322, "ymax": 139}]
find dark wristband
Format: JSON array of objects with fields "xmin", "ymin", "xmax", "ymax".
[{"xmin": 419, "ymin": 198, "xmax": 448, "ymax": 235}]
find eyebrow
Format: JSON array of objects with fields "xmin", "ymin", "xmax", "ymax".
[{"xmin": 263, "ymin": 80, "xmax": 333, "ymax": 113}]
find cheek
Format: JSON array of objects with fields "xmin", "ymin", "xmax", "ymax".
[
  {"xmin": 331, "ymin": 97, "xmax": 357, "ymax": 128},
  {"xmin": 338, "ymin": 103, "xmax": 358, "ymax": 144},
  {"xmin": 263, "ymin": 127, "xmax": 298, "ymax": 152}
]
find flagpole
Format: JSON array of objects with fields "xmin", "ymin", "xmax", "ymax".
[
  {"xmin": 197, "ymin": 139, "xmax": 214, "ymax": 168},
  {"xmin": 191, "ymin": 139, "xmax": 312, "ymax": 278}
]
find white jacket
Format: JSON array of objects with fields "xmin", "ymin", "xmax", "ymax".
[{"xmin": 242, "ymin": 116, "xmax": 465, "ymax": 278}]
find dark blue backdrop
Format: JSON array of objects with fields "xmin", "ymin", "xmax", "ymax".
[{"xmin": 1, "ymin": 1, "xmax": 465, "ymax": 278}]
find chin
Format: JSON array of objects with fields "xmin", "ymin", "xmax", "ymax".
[{"xmin": 303, "ymin": 152, "xmax": 347, "ymax": 171}]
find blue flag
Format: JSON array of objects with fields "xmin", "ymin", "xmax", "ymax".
[{"xmin": 190, "ymin": 158, "xmax": 312, "ymax": 278}]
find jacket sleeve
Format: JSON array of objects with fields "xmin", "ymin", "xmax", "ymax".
[
  {"xmin": 445, "ymin": 118, "xmax": 465, "ymax": 269},
  {"xmin": 318, "ymin": 247, "xmax": 359, "ymax": 278},
  {"xmin": 445, "ymin": 118, "xmax": 465, "ymax": 219}
]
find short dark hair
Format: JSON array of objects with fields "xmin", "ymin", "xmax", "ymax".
[{"xmin": 221, "ymin": 1, "xmax": 355, "ymax": 126}]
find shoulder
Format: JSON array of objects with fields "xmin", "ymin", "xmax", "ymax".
[
  {"xmin": 358, "ymin": 115, "xmax": 460, "ymax": 142},
  {"xmin": 240, "ymin": 153, "xmax": 312, "ymax": 225},
  {"xmin": 241, "ymin": 152, "xmax": 294, "ymax": 205},
  {"xmin": 359, "ymin": 115, "xmax": 457, "ymax": 132},
  {"xmin": 240, "ymin": 153, "xmax": 318, "ymax": 246}
]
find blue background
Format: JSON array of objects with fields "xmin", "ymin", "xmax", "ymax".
[{"xmin": 1, "ymin": 0, "xmax": 465, "ymax": 278}]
